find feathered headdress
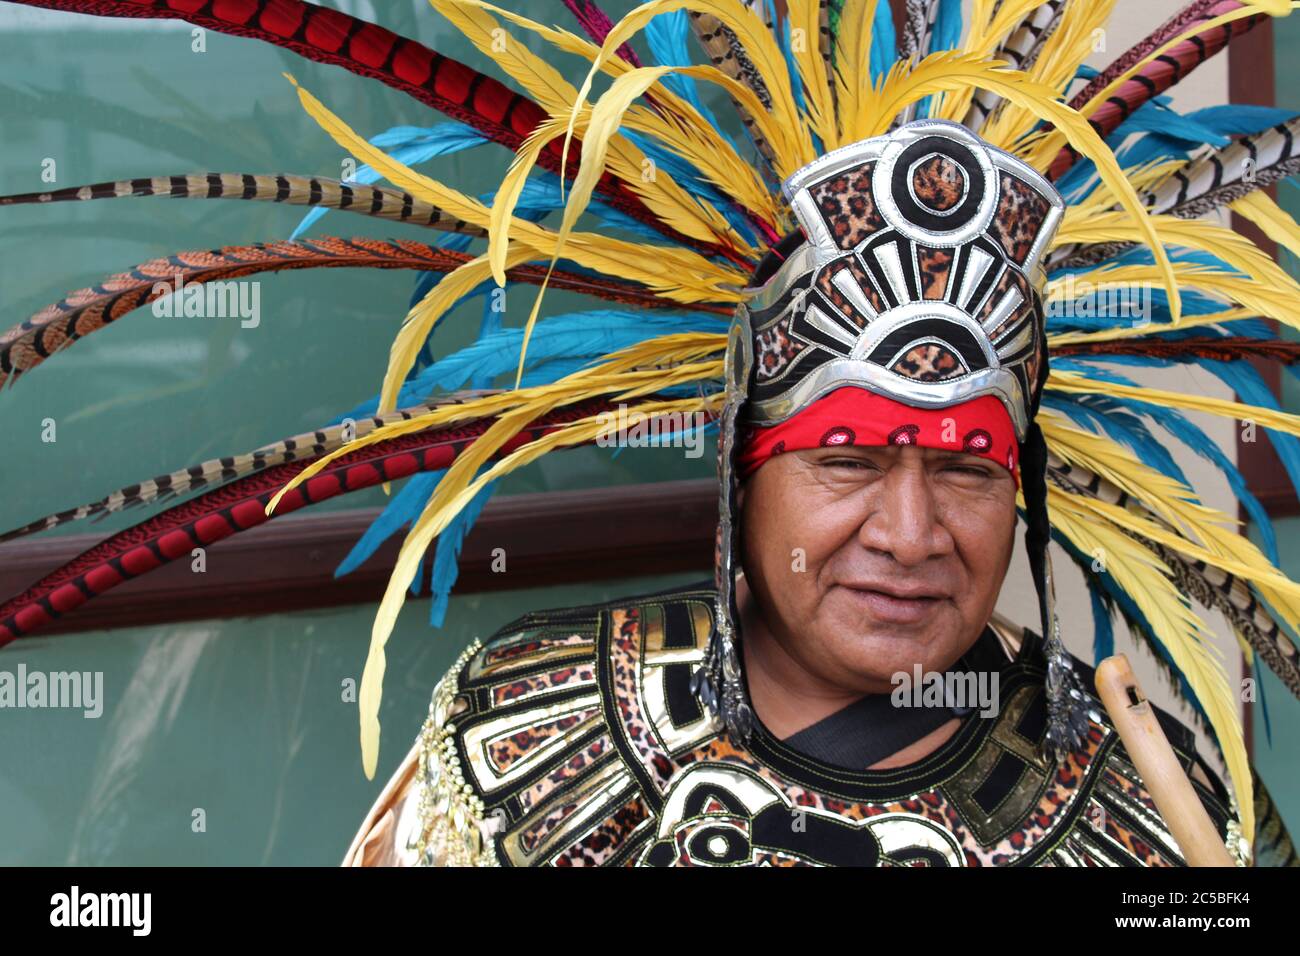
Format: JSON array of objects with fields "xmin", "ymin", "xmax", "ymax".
[{"xmin": 4, "ymin": 0, "xmax": 1300, "ymax": 853}]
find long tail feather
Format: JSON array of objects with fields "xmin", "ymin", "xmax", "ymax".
[
  {"xmin": 687, "ymin": 10, "xmax": 778, "ymax": 167},
  {"xmin": 896, "ymin": 0, "xmax": 930, "ymax": 61},
  {"xmin": 0, "ymin": 394, "xmax": 496, "ymax": 544},
  {"xmin": 0, "ymin": 395, "xmax": 649, "ymax": 646},
  {"xmin": 9, "ymin": 0, "xmax": 727, "ymax": 257},
  {"xmin": 1053, "ymin": 336, "xmax": 1300, "ymax": 364},
  {"xmin": 963, "ymin": 0, "xmax": 1068, "ymax": 132},
  {"xmin": 562, "ymin": 0, "xmax": 643, "ymax": 65},
  {"xmin": 1068, "ymin": 0, "xmax": 1238, "ymax": 113},
  {"xmin": 1150, "ymin": 118, "xmax": 1300, "ymax": 218},
  {"xmin": 1048, "ymin": 120, "xmax": 1300, "ymax": 272},
  {"xmin": 0, "ymin": 172, "xmax": 489, "ymax": 235},
  {"xmin": 0, "ymin": 237, "xmax": 722, "ymax": 388},
  {"xmin": 1048, "ymin": 1, "xmax": 1267, "ymax": 180}
]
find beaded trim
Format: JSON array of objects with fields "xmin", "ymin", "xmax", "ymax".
[{"xmin": 412, "ymin": 640, "xmax": 500, "ymax": 867}]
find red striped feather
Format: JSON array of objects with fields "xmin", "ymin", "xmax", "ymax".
[
  {"xmin": 0, "ymin": 397, "xmax": 678, "ymax": 644},
  {"xmin": 9, "ymin": 0, "xmax": 751, "ymax": 263},
  {"xmin": 1048, "ymin": 0, "xmax": 1262, "ymax": 181}
]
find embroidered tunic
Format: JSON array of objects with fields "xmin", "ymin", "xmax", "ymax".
[{"xmin": 345, "ymin": 583, "xmax": 1292, "ymax": 867}]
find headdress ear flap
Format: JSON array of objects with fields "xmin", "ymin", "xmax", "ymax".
[
  {"xmin": 692, "ymin": 314, "xmax": 756, "ymax": 742},
  {"xmin": 1021, "ymin": 419, "xmax": 1095, "ymax": 761}
]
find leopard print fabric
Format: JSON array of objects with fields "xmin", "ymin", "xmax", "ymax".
[
  {"xmin": 809, "ymin": 162, "xmax": 886, "ymax": 251},
  {"xmin": 890, "ymin": 342, "xmax": 966, "ymax": 380},
  {"xmin": 910, "ymin": 154, "xmax": 966, "ymax": 212},
  {"xmin": 989, "ymin": 172, "xmax": 1051, "ymax": 264}
]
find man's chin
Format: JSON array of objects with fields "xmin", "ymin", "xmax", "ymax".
[{"xmin": 820, "ymin": 612, "xmax": 963, "ymax": 682}]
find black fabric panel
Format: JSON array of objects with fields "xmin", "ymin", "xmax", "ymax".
[
  {"xmin": 661, "ymin": 601, "xmax": 696, "ymax": 650},
  {"xmin": 971, "ymin": 750, "xmax": 1028, "ymax": 816},
  {"xmin": 664, "ymin": 662, "xmax": 705, "ymax": 727},
  {"xmin": 866, "ymin": 316, "xmax": 989, "ymax": 369},
  {"xmin": 1014, "ymin": 687, "xmax": 1048, "ymax": 745}
]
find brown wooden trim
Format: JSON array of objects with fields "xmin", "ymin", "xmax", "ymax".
[
  {"xmin": 0, "ymin": 480, "xmax": 717, "ymax": 637},
  {"xmin": 1229, "ymin": 17, "xmax": 1280, "ymax": 759}
]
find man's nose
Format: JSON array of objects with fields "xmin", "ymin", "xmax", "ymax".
[{"xmin": 856, "ymin": 458, "xmax": 952, "ymax": 566}]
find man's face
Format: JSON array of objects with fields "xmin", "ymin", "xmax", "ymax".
[{"xmin": 739, "ymin": 442, "xmax": 1018, "ymax": 694}]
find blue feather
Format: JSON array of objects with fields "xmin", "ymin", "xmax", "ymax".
[
  {"xmin": 644, "ymin": 11, "xmax": 737, "ymax": 152},
  {"xmin": 869, "ymin": 0, "xmax": 897, "ymax": 79},
  {"xmin": 334, "ymin": 470, "xmax": 443, "ymax": 580},
  {"xmin": 926, "ymin": 0, "xmax": 963, "ymax": 55},
  {"xmin": 913, "ymin": 0, "xmax": 963, "ymax": 119},
  {"xmin": 427, "ymin": 479, "xmax": 497, "ymax": 627},
  {"xmin": 1089, "ymin": 580, "xmax": 1116, "ymax": 661},
  {"xmin": 1197, "ymin": 358, "xmax": 1300, "ymax": 508},
  {"xmin": 1054, "ymin": 533, "xmax": 1214, "ymax": 731},
  {"xmin": 335, "ymin": 311, "xmax": 727, "ymax": 421},
  {"xmin": 1048, "ymin": 358, "xmax": 1282, "ymax": 563},
  {"xmin": 422, "ymin": 297, "xmax": 508, "ymax": 620}
]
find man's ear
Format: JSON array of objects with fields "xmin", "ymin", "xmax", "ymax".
[{"xmin": 736, "ymin": 482, "xmax": 746, "ymax": 510}]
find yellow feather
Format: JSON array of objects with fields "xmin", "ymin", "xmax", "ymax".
[
  {"xmin": 264, "ymin": 335, "xmax": 729, "ymax": 516},
  {"xmin": 442, "ymin": 0, "xmax": 777, "ymax": 226},
  {"xmin": 514, "ymin": 65, "xmax": 747, "ymax": 382},
  {"xmin": 1050, "ymin": 368, "xmax": 1300, "ymax": 439},
  {"xmin": 832, "ymin": 0, "xmax": 880, "ymax": 144},
  {"xmin": 384, "ymin": 246, "xmax": 536, "ymax": 414},
  {"xmin": 1046, "ymin": 485, "xmax": 1253, "ymax": 842},
  {"xmin": 488, "ymin": 118, "xmax": 565, "ymax": 286},
  {"xmin": 356, "ymin": 383, "xmax": 725, "ymax": 775},
  {"xmin": 432, "ymin": 0, "xmax": 742, "ymax": 261},
  {"xmin": 1231, "ymin": 190, "xmax": 1300, "ymax": 262},
  {"xmin": 1044, "ymin": 262, "xmax": 1300, "ymax": 343},
  {"xmin": 938, "ymin": 0, "xmax": 1102, "ymax": 127},
  {"xmin": 358, "ymin": 396, "xmax": 567, "ymax": 777},
  {"xmin": 285, "ymin": 71, "xmax": 745, "ymax": 311},
  {"xmin": 562, "ymin": 0, "xmax": 816, "ymax": 186},
  {"xmin": 788, "ymin": 0, "xmax": 837, "ymax": 148},
  {"xmin": 1064, "ymin": 159, "xmax": 1186, "ymax": 217},
  {"xmin": 1054, "ymin": 211, "xmax": 1300, "ymax": 303}
]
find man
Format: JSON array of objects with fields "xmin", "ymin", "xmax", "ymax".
[
  {"xmin": 3, "ymin": 0, "xmax": 1299, "ymax": 871},
  {"xmin": 345, "ymin": 120, "xmax": 1294, "ymax": 867}
]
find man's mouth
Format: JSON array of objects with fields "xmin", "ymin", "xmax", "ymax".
[{"xmin": 838, "ymin": 583, "xmax": 946, "ymax": 625}]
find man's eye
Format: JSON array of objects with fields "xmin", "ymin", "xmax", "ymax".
[
  {"xmin": 822, "ymin": 458, "xmax": 873, "ymax": 470},
  {"xmin": 944, "ymin": 464, "xmax": 992, "ymax": 478}
]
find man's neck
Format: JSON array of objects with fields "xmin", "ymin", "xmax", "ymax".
[{"xmin": 734, "ymin": 575, "xmax": 971, "ymax": 769}]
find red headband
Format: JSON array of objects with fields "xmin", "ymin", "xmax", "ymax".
[{"xmin": 737, "ymin": 387, "xmax": 1020, "ymax": 487}]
